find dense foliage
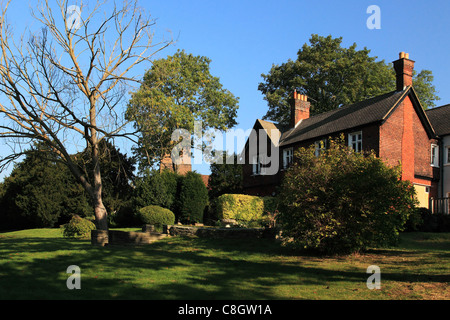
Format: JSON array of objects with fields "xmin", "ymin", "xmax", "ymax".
[
  {"xmin": 62, "ymin": 215, "xmax": 96, "ymax": 238},
  {"xmin": 259, "ymin": 34, "xmax": 440, "ymax": 126},
  {"xmin": 207, "ymin": 152, "xmax": 243, "ymax": 200},
  {"xmin": 0, "ymin": 142, "xmax": 135, "ymax": 230},
  {"xmin": 126, "ymin": 49, "xmax": 239, "ymax": 171},
  {"xmin": 277, "ymin": 136, "xmax": 417, "ymax": 255},
  {"xmin": 214, "ymin": 194, "xmax": 277, "ymax": 227},
  {"xmin": 133, "ymin": 169, "xmax": 178, "ymax": 211},
  {"xmin": 137, "ymin": 205, "xmax": 175, "ymax": 227},
  {"xmin": 131, "ymin": 170, "xmax": 208, "ymax": 224},
  {"xmin": 177, "ymin": 171, "xmax": 209, "ymax": 223}
]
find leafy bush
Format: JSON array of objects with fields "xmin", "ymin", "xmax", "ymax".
[
  {"xmin": 408, "ymin": 207, "xmax": 450, "ymax": 232},
  {"xmin": 63, "ymin": 215, "xmax": 96, "ymax": 238},
  {"xmin": 137, "ymin": 205, "xmax": 175, "ymax": 227},
  {"xmin": 277, "ymin": 136, "xmax": 417, "ymax": 255},
  {"xmin": 109, "ymin": 201, "xmax": 139, "ymax": 227},
  {"xmin": 133, "ymin": 169, "xmax": 179, "ymax": 211},
  {"xmin": 177, "ymin": 171, "xmax": 208, "ymax": 223},
  {"xmin": 214, "ymin": 194, "xmax": 277, "ymax": 227}
]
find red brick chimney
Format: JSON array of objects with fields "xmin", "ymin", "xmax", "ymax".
[
  {"xmin": 393, "ymin": 52, "xmax": 415, "ymax": 91},
  {"xmin": 290, "ymin": 90, "xmax": 310, "ymax": 128}
]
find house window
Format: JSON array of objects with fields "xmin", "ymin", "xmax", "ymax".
[
  {"xmin": 283, "ymin": 148, "xmax": 293, "ymax": 169},
  {"xmin": 348, "ymin": 131, "xmax": 362, "ymax": 152},
  {"xmin": 314, "ymin": 139, "xmax": 327, "ymax": 157},
  {"xmin": 431, "ymin": 144, "xmax": 439, "ymax": 167},
  {"xmin": 252, "ymin": 155, "xmax": 261, "ymax": 175},
  {"xmin": 445, "ymin": 146, "xmax": 450, "ymax": 165}
]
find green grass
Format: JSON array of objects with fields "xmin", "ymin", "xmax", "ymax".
[{"xmin": 0, "ymin": 228, "xmax": 449, "ymax": 299}]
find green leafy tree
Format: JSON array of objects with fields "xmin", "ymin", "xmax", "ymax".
[
  {"xmin": 177, "ymin": 171, "xmax": 209, "ymax": 223},
  {"xmin": 126, "ymin": 49, "xmax": 239, "ymax": 171},
  {"xmin": 133, "ymin": 169, "xmax": 178, "ymax": 211},
  {"xmin": 0, "ymin": 141, "xmax": 135, "ymax": 230},
  {"xmin": 412, "ymin": 70, "xmax": 440, "ymax": 109},
  {"xmin": 0, "ymin": 147, "xmax": 90, "ymax": 229},
  {"xmin": 277, "ymin": 136, "xmax": 417, "ymax": 255},
  {"xmin": 259, "ymin": 34, "xmax": 439, "ymax": 125},
  {"xmin": 208, "ymin": 152, "xmax": 243, "ymax": 200},
  {"xmin": 76, "ymin": 140, "xmax": 136, "ymax": 216}
]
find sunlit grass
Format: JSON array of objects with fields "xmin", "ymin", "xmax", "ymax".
[{"xmin": 0, "ymin": 228, "xmax": 449, "ymax": 299}]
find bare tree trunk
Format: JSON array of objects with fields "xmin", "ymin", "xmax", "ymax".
[{"xmin": 92, "ymin": 188, "xmax": 108, "ymax": 230}]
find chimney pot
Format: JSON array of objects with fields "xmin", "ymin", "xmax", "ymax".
[
  {"xmin": 290, "ymin": 91, "xmax": 310, "ymax": 127},
  {"xmin": 393, "ymin": 52, "xmax": 415, "ymax": 91}
]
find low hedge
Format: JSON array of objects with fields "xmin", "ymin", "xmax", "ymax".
[
  {"xmin": 214, "ymin": 194, "xmax": 278, "ymax": 226},
  {"xmin": 137, "ymin": 205, "xmax": 175, "ymax": 227},
  {"xmin": 63, "ymin": 215, "xmax": 96, "ymax": 238}
]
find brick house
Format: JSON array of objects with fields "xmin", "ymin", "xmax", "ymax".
[
  {"xmin": 242, "ymin": 52, "xmax": 447, "ymax": 209},
  {"xmin": 426, "ymin": 104, "xmax": 450, "ymax": 213}
]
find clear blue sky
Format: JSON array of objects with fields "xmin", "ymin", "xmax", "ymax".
[
  {"xmin": 146, "ymin": 0, "xmax": 450, "ymax": 174},
  {"xmin": 1, "ymin": 0, "xmax": 449, "ymax": 178}
]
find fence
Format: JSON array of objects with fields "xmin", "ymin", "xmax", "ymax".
[{"xmin": 429, "ymin": 197, "xmax": 449, "ymax": 215}]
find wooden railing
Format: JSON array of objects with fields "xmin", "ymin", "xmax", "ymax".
[{"xmin": 429, "ymin": 197, "xmax": 450, "ymax": 215}]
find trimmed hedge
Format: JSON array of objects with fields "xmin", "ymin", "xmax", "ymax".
[
  {"xmin": 215, "ymin": 194, "xmax": 277, "ymax": 226},
  {"xmin": 63, "ymin": 215, "xmax": 96, "ymax": 238},
  {"xmin": 138, "ymin": 205, "xmax": 175, "ymax": 227}
]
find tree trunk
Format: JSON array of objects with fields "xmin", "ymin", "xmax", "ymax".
[
  {"xmin": 92, "ymin": 140, "xmax": 108, "ymax": 230},
  {"xmin": 93, "ymin": 190, "xmax": 108, "ymax": 230}
]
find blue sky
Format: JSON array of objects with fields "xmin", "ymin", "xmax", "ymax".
[
  {"xmin": 1, "ymin": 0, "xmax": 449, "ymax": 178},
  {"xmin": 145, "ymin": 0, "xmax": 450, "ymax": 174}
]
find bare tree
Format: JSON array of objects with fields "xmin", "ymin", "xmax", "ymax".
[{"xmin": 0, "ymin": 0, "xmax": 172, "ymax": 230}]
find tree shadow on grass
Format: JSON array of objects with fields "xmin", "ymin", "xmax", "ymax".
[{"xmin": 1, "ymin": 235, "xmax": 449, "ymax": 299}]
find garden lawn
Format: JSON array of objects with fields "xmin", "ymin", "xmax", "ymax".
[{"xmin": 0, "ymin": 228, "xmax": 449, "ymax": 300}]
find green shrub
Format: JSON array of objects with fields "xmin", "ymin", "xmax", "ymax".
[
  {"xmin": 214, "ymin": 194, "xmax": 278, "ymax": 226},
  {"xmin": 412, "ymin": 208, "xmax": 450, "ymax": 232},
  {"xmin": 137, "ymin": 205, "xmax": 175, "ymax": 227},
  {"xmin": 216, "ymin": 194, "xmax": 263, "ymax": 221},
  {"xmin": 177, "ymin": 172, "xmax": 208, "ymax": 223},
  {"xmin": 109, "ymin": 201, "xmax": 139, "ymax": 227},
  {"xmin": 277, "ymin": 136, "xmax": 417, "ymax": 255},
  {"xmin": 63, "ymin": 215, "xmax": 96, "ymax": 238},
  {"xmin": 133, "ymin": 169, "xmax": 179, "ymax": 211}
]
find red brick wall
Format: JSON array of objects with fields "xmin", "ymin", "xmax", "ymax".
[
  {"xmin": 379, "ymin": 95, "xmax": 438, "ymax": 192},
  {"xmin": 379, "ymin": 101, "xmax": 404, "ymax": 168}
]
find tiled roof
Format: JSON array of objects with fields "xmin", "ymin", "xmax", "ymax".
[
  {"xmin": 279, "ymin": 88, "xmax": 409, "ymax": 146},
  {"xmin": 426, "ymin": 104, "xmax": 450, "ymax": 137}
]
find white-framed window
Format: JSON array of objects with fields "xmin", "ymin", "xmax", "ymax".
[
  {"xmin": 283, "ymin": 148, "xmax": 293, "ymax": 169},
  {"xmin": 431, "ymin": 144, "xmax": 439, "ymax": 167},
  {"xmin": 252, "ymin": 155, "xmax": 261, "ymax": 175},
  {"xmin": 314, "ymin": 139, "xmax": 327, "ymax": 157},
  {"xmin": 348, "ymin": 131, "xmax": 362, "ymax": 152},
  {"xmin": 445, "ymin": 146, "xmax": 450, "ymax": 165}
]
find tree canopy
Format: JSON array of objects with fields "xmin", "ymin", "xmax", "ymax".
[
  {"xmin": 0, "ymin": 141, "xmax": 135, "ymax": 230},
  {"xmin": 258, "ymin": 34, "xmax": 440, "ymax": 126},
  {"xmin": 126, "ymin": 49, "xmax": 239, "ymax": 172}
]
